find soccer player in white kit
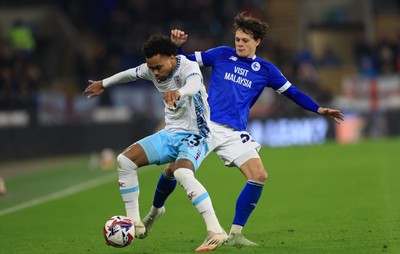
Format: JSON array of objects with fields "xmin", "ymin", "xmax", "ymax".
[
  {"xmin": 83, "ymin": 34, "xmax": 227, "ymax": 252},
  {"xmin": 142, "ymin": 13, "xmax": 345, "ymax": 247}
]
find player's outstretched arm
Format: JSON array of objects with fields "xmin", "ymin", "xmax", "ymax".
[
  {"xmin": 171, "ymin": 29, "xmax": 188, "ymax": 46},
  {"xmin": 83, "ymin": 69, "xmax": 137, "ymax": 99},
  {"xmin": 282, "ymin": 85, "xmax": 344, "ymax": 124},
  {"xmin": 83, "ymin": 80, "xmax": 104, "ymax": 99},
  {"xmin": 317, "ymin": 107, "xmax": 344, "ymax": 124}
]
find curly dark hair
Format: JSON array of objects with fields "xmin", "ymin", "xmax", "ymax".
[
  {"xmin": 233, "ymin": 12, "xmax": 269, "ymax": 41},
  {"xmin": 142, "ymin": 34, "xmax": 178, "ymax": 58}
]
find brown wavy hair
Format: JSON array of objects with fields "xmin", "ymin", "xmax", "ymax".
[{"xmin": 233, "ymin": 12, "xmax": 269, "ymax": 41}]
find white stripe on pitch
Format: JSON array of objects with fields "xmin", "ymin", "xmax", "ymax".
[{"xmin": 0, "ymin": 173, "xmax": 116, "ymax": 217}]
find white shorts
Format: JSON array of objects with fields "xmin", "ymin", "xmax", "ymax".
[{"xmin": 210, "ymin": 121, "xmax": 261, "ymax": 167}]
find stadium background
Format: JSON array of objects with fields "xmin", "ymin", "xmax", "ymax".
[
  {"xmin": 1, "ymin": 0, "xmax": 400, "ymax": 160},
  {"xmin": 0, "ymin": 1, "xmax": 400, "ymax": 254}
]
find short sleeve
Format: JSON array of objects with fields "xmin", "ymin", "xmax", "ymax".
[{"xmin": 196, "ymin": 46, "xmax": 229, "ymax": 67}]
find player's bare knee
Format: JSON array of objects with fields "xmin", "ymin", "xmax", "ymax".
[
  {"xmin": 249, "ymin": 168, "xmax": 267, "ymax": 183},
  {"xmin": 164, "ymin": 163, "xmax": 175, "ymax": 177},
  {"xmin": 258, "ymin": 170, "xmax": 268, "ymax": 182},
  {"xmin": 174, "ymin": 158, "xmax": 195, "ymax": 172}
]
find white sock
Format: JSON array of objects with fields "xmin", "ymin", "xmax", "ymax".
[
  {"xmin": 149, "ymin": 205, "xmax": 164, "ymax": 216},
  {"xmin": 230, "ymin": 224, "xmax": 243, "ymax": 235},
  {"xmin": 117, "ymin": 154, "xmax": 140, "ymax": 221},
  {"xmin": 174, "ymin": 168, "xmax": 222, "ymax": 233}
]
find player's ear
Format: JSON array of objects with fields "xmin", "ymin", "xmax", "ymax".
[
  {"xmin": 168, "ymin": 55, "xmax": 176, "ymax": 64},
  {"xmin": 255, "ymin": 39, "xmax": 261, "ymax": 47}
]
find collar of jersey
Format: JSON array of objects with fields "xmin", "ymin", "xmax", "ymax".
[
  {"xmin": 236, "ymin": 52, "xmax": 257, "ymax": 61},
  {"xmin": 166, "ymin": 55, "xmax": 181, "ymax": 80}
]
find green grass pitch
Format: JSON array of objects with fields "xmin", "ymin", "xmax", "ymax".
[{"xmin": 0, "ymin": 138, "xmax": 399, "ymax": 254}]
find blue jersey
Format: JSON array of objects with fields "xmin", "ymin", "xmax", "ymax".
[{"xmin": 181, "ymin": 46, "xmax": 320, "ymax": 131}]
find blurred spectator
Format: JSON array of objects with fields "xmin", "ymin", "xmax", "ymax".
[
  {"xmin": 294, "ymin": 48, "xmax": 319, "ymax": 87},
  {"xmin": 358, "ymin": 54, "xmax": 378, "ymax": 78},
  {"xmin": 0, "ymin": 19, "xmax": 43, "ymax": 116},
  {"xmin": 354, "ymin": 32, "xmax": 377, "ymax": 77},
  {"xmin": 5, "ymin": 20, "xmax": 36, "ymax": 58},
  {"xmin": 354, "ymin": 33, "xmax": 374, "ymax": 61},
  {"xmin": 318, "ymin": 46, "xmax": 342, "ymax": 68},
  {"xmin": 375, "ymin": 33, "xmax": 397, "ymax": 74}
]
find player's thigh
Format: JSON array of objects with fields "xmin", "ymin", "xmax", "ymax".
[
  {"xmin": 121, "ymin": 143, "xmax": 149, "ymax": 167},
  {"xmin": 136, "ymin": 130, "xmax": 177, "ymax": 165},
  {"xmin": 214, "ymin": 130, "xmax": 261, "ymax": 167},
  {"xmin": 238, "ymin": 155, "xmax": 267, "ymax": 182},
  {"xmin": 175, "ymin": 133, "xmax": 209, "ymax": 171}
]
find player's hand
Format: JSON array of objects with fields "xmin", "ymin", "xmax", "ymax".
[
  {"xmin": 171, "ymin": 29, "xmax": 188, "ymax": 46},
  {"xmin": 317, "ymin": 107, "xmax": 344, "ymax": 124},
  {"xmin": 163, "ymin": 90, "xmax": 181, "ymax": 109},
  {"xmin": 83, "ymin": 80, "xmax": 105, "ymax": 99}
]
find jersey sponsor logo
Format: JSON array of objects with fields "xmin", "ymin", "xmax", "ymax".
[
  {"xmin": 224, "ymin": 72, "xmax": 252, "ymax": 88},
  {"xmin": 223, "ymin": 66, "xmax": 252, "ymax": 88},
  {"xmin": 229, "ymin": 56, "xmax": 238, "ymax": 61},
  {"xmin": 251, "ymin": 62, "xmax": 261, "ymax": 71},
  {"xmin": 234, "ymin": 66, "xmax": 249, "ymax": 76}
]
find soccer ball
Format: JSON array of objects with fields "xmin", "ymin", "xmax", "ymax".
[{"xmin": 103, "ymin": 215, "xmax": 135, "ymax": 248}]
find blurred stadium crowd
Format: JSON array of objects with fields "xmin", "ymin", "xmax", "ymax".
[{"xmin": 1, "ymin": 0, "xmax": 400, "ymax": 125}]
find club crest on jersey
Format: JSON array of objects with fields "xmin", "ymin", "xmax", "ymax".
[
  {"xmin": 174, "ymin": 76, "xmax": 181, "ymax": 86},
  {"xmin": 229, "ymin": 56, "xmax": 238, "ymax": 61},
  {"xmin": 251, "ymin": 62, "xmax": 261, "ymax": 71}
]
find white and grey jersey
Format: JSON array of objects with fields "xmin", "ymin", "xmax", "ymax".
[{"xmin": 103, "ymin": 55, "xmax": 210, "ymax": 137}]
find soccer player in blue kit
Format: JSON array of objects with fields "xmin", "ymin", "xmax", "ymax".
[
  {"xmin": 83, "ymin": 34, "xmax": 227, "ymax": 252},
  {"xmin": 142, "ymin": 12, "xmax": 345, "ymax": 247}
]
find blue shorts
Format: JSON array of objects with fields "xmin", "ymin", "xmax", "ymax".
[{"xmin": 136, "ymin": 130, "xmax": 209, "ymax": 171}]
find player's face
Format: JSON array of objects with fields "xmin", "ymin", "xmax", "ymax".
[
  {"xmin": 146, "ymin": 54, "xmax": 176, "ymax": 82},
  {"xmin": 235, "ymin": 29, "xmax": 261, "ymax": 58}
]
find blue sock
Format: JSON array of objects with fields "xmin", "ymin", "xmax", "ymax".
[
  {"xmin": 232, "ymin": 180, "xmax": 264, "ymax": 226},
  {"xmin": 153, "ymin": 172, "xmax": 177, "ymax": 208}
]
